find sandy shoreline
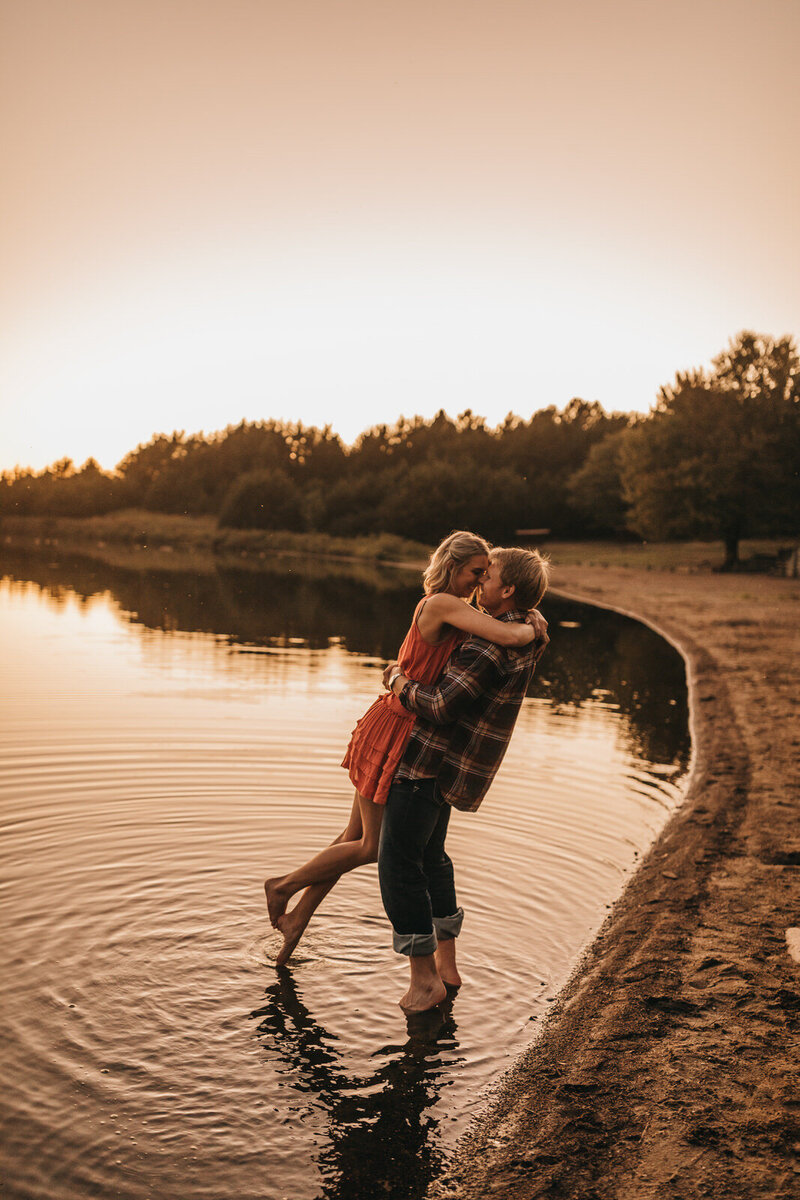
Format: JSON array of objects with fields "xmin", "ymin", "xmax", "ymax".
[{"xmin": 431, "ymin": 565, "xmax": 800, "ymax": 1200}]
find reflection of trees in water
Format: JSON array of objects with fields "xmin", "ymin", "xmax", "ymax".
[
  {"xmin": 2, "ymin": 549, "xmax": 689, "ymax": 770},
  {"xmin": 0, "ymin": 548, "xmax": 420, "ymax": 657},
  {"xmin": 250, "ymin": 969, "xmax": 459, "ymax": 1200},
  {"xmin": 211, "ymin": 567, "xmax": 419, "ymax": 657},
  {"xmin": 534, "ymin": 596, "xmax": 690, "ymax": 769}
]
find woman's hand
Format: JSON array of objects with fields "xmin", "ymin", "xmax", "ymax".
[
  {"xmin": 383, "ymin": 660, "xmax": 401, "ymax": 690},
  {"xmin": 525, "ymin": 608, "xmax": 549, "ymax": 649}
]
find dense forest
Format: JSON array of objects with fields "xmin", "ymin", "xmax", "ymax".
[{"xmin": 2, "ymin": 332, "xmax": 798, "ymax": 563}]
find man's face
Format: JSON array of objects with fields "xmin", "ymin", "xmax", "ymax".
[{"xmin": 478, "ymin": 559, "xmax": 512, "ymax": 614}]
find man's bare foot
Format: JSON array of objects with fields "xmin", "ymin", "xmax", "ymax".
[
  {"xmin": 275, "ymin": 909, "xmax": 308, "ymax": 966},
  {"xmin": 399, "ymin": 977, "xmax": 448, "ymax": 1013},
  {"xmin": 435, "ymin": 939, "xmax": 462, "ymax": 989},
  {"xmin": 264, "ymin": 877, "xmax": 290, "ymax": 926}
]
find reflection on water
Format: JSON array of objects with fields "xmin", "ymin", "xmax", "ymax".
[
  {"xmin": 252, "ymin": 971, "xmax": 458, "ymax": 1199},
  {"xmin": 0, "ymin": 548, "xmax": 689, "ymax": 764},
  {"xmin": 0, "ymin": 547, "xmax": 689, "ymax": 1200},
  {"xmin": 535, "ymin": 596, "xmax": 689, "ymax": 768},
  {"xmin": 0, "ymin": 548, "xmax": 417, "ymax": 655}
]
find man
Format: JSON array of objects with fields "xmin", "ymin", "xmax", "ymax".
[{"xmin": 379, "ymin": 547, "xmax": 550, "ymax": 1012}]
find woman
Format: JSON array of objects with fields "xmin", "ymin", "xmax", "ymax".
[{"xmin": 265, "ymin": 530, "xmax": 541, "ymax": 964}]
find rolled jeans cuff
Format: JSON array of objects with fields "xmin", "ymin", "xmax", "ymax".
[
  {"xmin": 433, "ymin": 907, "xmax": 464, "ymax": 940},
  {"xmin": 392, "ymin": 930, "xmax": 438, "ymax": 957}
]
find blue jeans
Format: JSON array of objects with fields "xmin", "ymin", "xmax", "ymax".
[{"xmin": 378, "ymin": 776, "xmax": 464, "ymax": 956}]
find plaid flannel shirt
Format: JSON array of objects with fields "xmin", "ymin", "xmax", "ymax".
[{"xmin": 394, "ymin": 610, "xmax": 543, "ymax": 812}]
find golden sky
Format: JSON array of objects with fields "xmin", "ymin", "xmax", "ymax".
[{"xmin": 1, "ymin": 0, "xmax": 798, "ymax": 472}]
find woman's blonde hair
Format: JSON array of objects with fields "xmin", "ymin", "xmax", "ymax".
[{"xmin": 422, "ymin": 530, "xmax": 490, "ymax": 595}]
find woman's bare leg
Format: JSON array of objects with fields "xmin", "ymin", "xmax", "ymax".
[
  {"xmin": 274, "ymin": 796, "xmax": 362, "ymax": 966},
  {"xmin": 266, "ymin": 792, "xmax": 383, "ymax": 931}
]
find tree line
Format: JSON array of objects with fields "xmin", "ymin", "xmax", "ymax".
[{"xmin": 2, "ymin": 331, "xmax": 797, "ymax": 564}]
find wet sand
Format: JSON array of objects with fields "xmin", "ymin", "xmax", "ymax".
[{"xmin": 432, "ymin": 565, "xmax": 800, "ymax": 1200}]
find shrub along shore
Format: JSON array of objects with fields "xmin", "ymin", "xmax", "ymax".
[
  {"xmin": 0, "ymin": 510, "xmax": 791, "ymax": 576},
  {"xmin": 0, "ymin": 510, "xmax": 430, "ymax": 569}
]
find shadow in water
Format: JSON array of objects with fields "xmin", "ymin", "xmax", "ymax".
[
  {"xmin": 250, "ymin": 969, "xmax": 460, "ymax": 1200},
  {"xmin": 534, "ymin": 595, "xmax": 690, "ymax": 767}
]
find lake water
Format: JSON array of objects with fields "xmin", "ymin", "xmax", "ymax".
[{"xmin": 0, "ymin": 549, "xmax": 689, "ymax": 1200}]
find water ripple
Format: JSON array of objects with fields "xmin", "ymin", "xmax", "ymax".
[{"xmin": 0, "ymin": 571, "xmax": 689, "ymax": 1200}]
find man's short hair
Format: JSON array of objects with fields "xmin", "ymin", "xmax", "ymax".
[{"xmin": 492, "ymin": 547, "xmax": 550, "ymax": 610}]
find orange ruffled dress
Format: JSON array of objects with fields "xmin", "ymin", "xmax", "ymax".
[{"xmin": 341, "ymin": 614, "xmax": 463, "ymax": 805}]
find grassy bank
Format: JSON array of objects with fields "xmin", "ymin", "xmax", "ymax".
[
  {"xmin": 1, "ymin": 510, "xmax": 793, "ymax": 576},
  {"xmin": 0, "ymin": 510, "xmax": 430, "ymax": 567},
  {"xmin": 543, "ymin": 537, "xmax": 794, "ymax": 573}
]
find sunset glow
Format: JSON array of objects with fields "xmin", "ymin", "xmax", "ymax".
[{"xmin": 1, "ymin": 0, "xmax": 797, "ymax": 471}]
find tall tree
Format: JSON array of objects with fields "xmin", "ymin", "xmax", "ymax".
[
  {"xmin": 620, "ymin": 332, "xmax": 800, "ymax": 566},
  {"xmin": 218, "ymin": 468, "xmax": 308, "ymax": 531},
  {"xmin": 499, "ymin": 400, "xmax": 629, "ymax": 537},
  {"xmin": 567, "ymin": 427, "xmax": 633, "ymax": 534}
]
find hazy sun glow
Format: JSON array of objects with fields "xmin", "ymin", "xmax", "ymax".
[{"xmin": 1, "ymin": 0, "xmax": 797, "ymax": 471}]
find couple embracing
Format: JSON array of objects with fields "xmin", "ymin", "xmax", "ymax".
[{"xmin": 266, "ymin": 531, "xmax": 550, "ymax": 1013}]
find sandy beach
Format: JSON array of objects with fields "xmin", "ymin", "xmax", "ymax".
[{"xmin": 432, "ymin": 564, "xmax": 800, "ymax": 1200}]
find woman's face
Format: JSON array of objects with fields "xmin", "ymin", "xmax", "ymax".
[{"xmin": 448, "ymin": 553, "xmax": 489, "ymax": 597}]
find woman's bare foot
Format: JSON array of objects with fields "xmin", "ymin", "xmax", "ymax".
[
  {"xmin": 399, "ymin": 977, "xmax": 448, "ymax": 1013},
  {"xmin": 264, "ymin": 877, "xmax": 290, "ymax": 926},
  {"xmin": 275, "ymin": 908, "xmax": 309, "ymax": 966},
  {"xmin": 435, "ymin": 938, "xmax": 462, "ymax": 988}
]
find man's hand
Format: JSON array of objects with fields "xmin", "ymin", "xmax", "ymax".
[{"xmin": 383, "ymin": 660, "xmax": 401, "ymax": 690}]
